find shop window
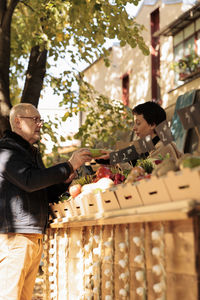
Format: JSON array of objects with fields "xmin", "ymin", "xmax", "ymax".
[
  {"xmin": 151, "ymin": 8, "xmax": 160, "ymax": 101},
  {"xmin": 173, "ymin": 18, "xmax": 200, "ymax": 84},
  {"xmin": 122, "ymin": 74, "xmax": 129, "ymax": 106}
]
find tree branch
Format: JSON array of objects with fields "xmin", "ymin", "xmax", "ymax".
[
  {"xmin": 21, "ymin": 45, "xmax": 47, "ymax": 107},
  {"xmin": 19, "ymin": 0, "xmax": 35, "ymax": 12},
  {"xmin": 2, "ymin": 0, "xmax": 19, "ymax": 30}
]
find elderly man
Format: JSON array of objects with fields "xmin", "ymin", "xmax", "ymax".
[{"xmin": 0, "ymin": 103, "xmax": 92, "ymax": 300}]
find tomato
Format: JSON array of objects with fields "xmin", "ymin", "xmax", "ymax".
[
  {"xmin": 114, "ymin": 179, "xmax": 121, "ymax": 185},
  {"xmin": 96, "ymin": 166, "xmax": 113, "ymax": 179},
  {"xmin": 144, "ymin": 174, "xmax": 151, "ymax": 179},
  {"xmin": 136, "ymin": 176, "xmax": 144, "ymax": 181},
  {"xmin": 114, "ymin": 173, "xmax": 121, "ymax": 181},
  {"xmin": 120, "ymin": 175, "xmax": 126, "ymax": 182}
]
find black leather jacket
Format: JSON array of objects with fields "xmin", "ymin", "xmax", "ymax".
[{"xmin": 0, "ymin": 131, "xmax": 72, "ymax": 234}]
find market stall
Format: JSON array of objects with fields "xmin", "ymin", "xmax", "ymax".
[
  {"xmin": 42, "ymin": 92, "xmax": 200, "ymax": 299},
  {"xmin": 42, "ymin": 166, "xmax": 200, "ymax": 300}
]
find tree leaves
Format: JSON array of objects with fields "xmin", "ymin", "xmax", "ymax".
[
  {"xmin": 4, "ymin": 0, "xmax": 149, "ymax": 154},
  {"xmin": 71, "ymin": 78, "xmax": 135, "ymax": 148},
  {"xmin": 10, "ymin": 0, "xmax": 149, "ymax": 101}
]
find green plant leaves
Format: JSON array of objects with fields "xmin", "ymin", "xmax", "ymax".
[{"xmin": 8, "ymin": 0, "xmax": 147, "ymax": 160}]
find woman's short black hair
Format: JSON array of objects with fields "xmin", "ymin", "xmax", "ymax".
[{"xmin": 132, "ymin": 101, "xmax": 166, "ymax": 126}]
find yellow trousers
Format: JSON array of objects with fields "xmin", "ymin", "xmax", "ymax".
[{"xmin": 0, "ymin": 233, "xmax": 43, "ymax": 300}]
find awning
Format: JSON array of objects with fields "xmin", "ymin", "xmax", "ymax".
[{"xmin": 153, "ymin": 2, "xmax": 200, "ymax": 37}]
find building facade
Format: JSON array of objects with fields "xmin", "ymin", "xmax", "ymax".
[{"xmin": 83, "ymin": 0, "xmax": 200, "ymax": 121}]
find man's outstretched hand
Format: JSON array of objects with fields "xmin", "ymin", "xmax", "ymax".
[{"xmin": 69, "ymin": 148, "xmax": 92, "ymax": 171}]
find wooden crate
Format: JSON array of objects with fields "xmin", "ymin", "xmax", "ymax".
[
  {"xmin": 79, "ymin": 192, "xmax": 100, "ymax": 216},
  {"xmin": 163, "ymin": 168, "xmax": 200, "ymax": 201},
  {"xmin": 115, "ymin": 182, "xmax": 143, "ymax": 209},
  {"xmin": 69, "ymin": 196, "xmax": 81, "ymax": 217},
  {"xmin": 43, "ymin": 205, "xmax": 200, "ymax": 300},
  {"xmin": 72, "ymin": 188, "xmax": 121, "ymax": 218},
  {"xmin": 137, "ymin": 176, "xmax": 172, "ymax": 205},
  {"xmin": 97, "ymin": 187, "xmax": 121, "ymax": 212},
  {"xmin": 50, "ymin": 200, "xmax": 77, "ymax": 220},
  {"xmin": 57, "ymin": 200, "xmax": 73, "ymax": 218},
  {"xmin": 49, "ymin": 202, "xmax": 62, "ymax": 219}
]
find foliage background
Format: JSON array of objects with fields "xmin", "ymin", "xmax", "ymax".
[{"xmin": 1, "ymin": 0, "xmax": 149, "ymax": 162}]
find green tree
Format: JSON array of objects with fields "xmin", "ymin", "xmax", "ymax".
[
  {"xmin": 71, "ymin": 77, "xmax": 135, "ymax": 148},
  {"xmin": 0, "ymin": 0, "xmax": 149, "ymax": 147}
]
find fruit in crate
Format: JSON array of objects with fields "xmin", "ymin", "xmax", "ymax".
[
  {"xmin": 82, "ymin": 177, "xmax": 114, "ymax": 193},
  {"xmin": 94, "ymin": 165, "xmax": 127, "ymax": 185},
  {"xmin": 69, "ymin": 184, "xmax": 82, "ymax": 198},
  {"xmin": 125, "ymin": 166, "xmax": 146, "ymax": 183},
  {"xmin": 69, "ymin": 166, "xmax": 128, "ymax": 200},
  {"xmin": 113, "ymin": 173, "xmax": 126, "ymax": 185},
  {"xmin": 81, "ymin": 182, "xmax": 100, "ymax": 193},
  {"xmin": 95, "ymin": 177, "xmax": 114, "ymax": 190},
  {"xmin": 152, "ymin": 157, "xmax": 178, "ymax": 177},
  {"xmin": 179, "ymin": 155, "xmax": 200, "ymax": 169},
  {"xmin": 69, "ymin": 175, "xmax": 94, "ymax": 197},
  {"xmin": 95, "ymin": 166, "xmax": 113, "ymax": 179}
]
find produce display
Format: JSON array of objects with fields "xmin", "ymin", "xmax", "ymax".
[
  {"xmin": 50, "ymin": 150, "xmax": 200, "ymax": 221},
  {"xmin": 47, "ymin": 152, "xmax": 200, "ymax": 300},
  {"xmin": 68, "ymin": 165, "xmax": 128, "ymax": 198},
  {"xmin": 179, "ymin": 155, "xmax": 200, "ymax": 169},
  {"xmin": 46, "ymin": 96, "xmax": 200, "ymax": 300}
]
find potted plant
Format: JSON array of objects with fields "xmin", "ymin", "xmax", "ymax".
[{"xmin": 172, "ymin": 51, "xmax": 200, "ymax": 81}]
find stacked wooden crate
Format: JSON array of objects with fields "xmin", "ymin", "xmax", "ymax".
[{"xmin": 49, "ymin": 167, "xmax": 200, "ymax": 220}]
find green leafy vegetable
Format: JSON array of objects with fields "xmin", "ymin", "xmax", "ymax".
[{"xmin": 136, "ymin": 158, "xmax": 154, "ymax": 174}]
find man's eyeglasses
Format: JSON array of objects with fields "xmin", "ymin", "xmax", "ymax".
[{"xmin": 19, "ymin": 116, "xmax": 44, "ymax": 125}]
